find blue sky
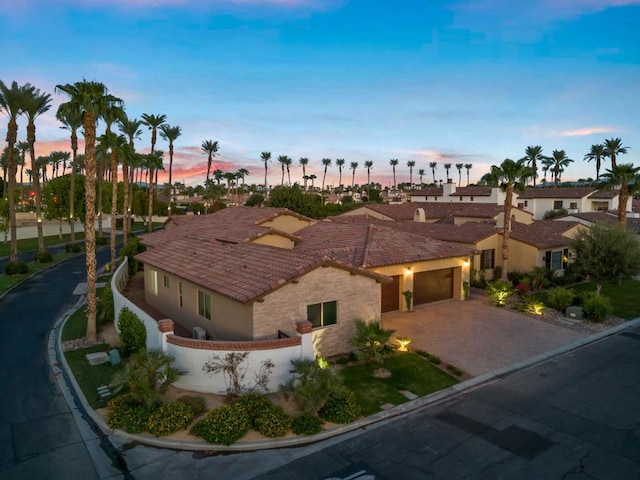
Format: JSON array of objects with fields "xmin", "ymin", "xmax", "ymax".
[{"xmin": 1, "ymin": 0, "xmax": 639, "ymax": 188}]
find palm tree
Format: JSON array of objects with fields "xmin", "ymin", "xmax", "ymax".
[
  {"xmin": 201, "ymin": 140, "xmax": 219, "ymax": 186},
  {"xmin": 484, "ymin": 158, "xmax": 532, "ymax": 279},
  {"xmin": 118, "ymin": 115, "xmax": 142, "ymax": 241},
  {"xmin": 0, "ymin": 81, "xmax": 32, "ymax": 264},
  {"xmin": 464, "ymin": 163, "xmax": 473, "ymax": 186},
  {"xmin": 455, "ymin": 163, "xmax": 464, "ymax": 186},
  {"xmin": 56, "ymin": 80, "xmax": 123, "ymax": 342},
  {"xmin": 417, "ymin": 168, "xmax": 425, "ymax": 187},
  {"xmin": 521, "ymin": 145, "xmax": 543, "ymax": 186},
  {"xmin": 141, "ymin": 113, "xmax": 166, "ymax": 186},
  {"xmin": 599, "ymin": 164, "xmax": 640, "ymax": 227},
  {"xmin": 237, "ymin": 167, "xmax": 249, "ymax": 196},
  {"xmin": 336, "ymin": 158, "xmax": 345, "ymax": 193},
  {"xmin": 145, "ymin": 150, "xmax": 164, "ymax": 231},
  {"xmin": 277, "ymin": 155, "xmax": 288, "ymax": 185},
  {"xmin": 584, "ymin": 144, "xmax": 606, "ymax": 180},
  {"xmin": 283, "ymin": 156, "xmax": 292, "ymax": 185},
  {"xmin": 389, "ymin": 159, "xmax": 399, "ymax": 189},
  {"xmin": 223, "ymin": 171, "xmax": 235, "ymax": 199},
  {"xmin": 350, "ymin": 161, "xmax": 359, "ymax": 191},
  {"xmin": 299, "ymin": 157, "xmax": 309, "ymax": 189},
  {"xmin": 546, "ymin": 149, "xmax": 574, "ymax": 187},
  {"xmin": 16, "ymin": 141, "xmax": 29, "ymax": 195},
  {"xmin": 603, "ymin": 138, "xmax": 629, "ymax": 169},
  {"xmin": 261, "ymin": 151, "xmax": 271, "ymax": 193},
  {"xmin": 364, "ymin": 160, "xmax": 373, "ymax": 201},
  {"xmin": 321, "ymin": 158, "xmax": 332, "ymax": 194},
  {"xmin": 308, "ymin": 174, "xmax": 317, "ymax": 190},
  {"xmin": 429, "ymin": 161, "xmax": 437, "ymax": 183},
  {"xmin": 159, "ymin": 124, "xmax": 182, "ymax": 201},
  {"xmin": 213, "ymin": 168, "xmax": 224, "ymax": 188},
  {"xmin": 407, "ymin": 160, "xmax": 416, "ymax": 190},
  {"xmin": 444, "ymin": 163, "xmax": 452, "ymax": 182}
]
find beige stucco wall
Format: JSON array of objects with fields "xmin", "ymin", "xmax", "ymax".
[
  {"xmin": 259, "ymin": 214, "xmax": 312, "ymax": 233},
  {"xmin": 143, "ymin": 267, "xmax": 254, "ymax": 341},
  {"xmin": 470, "ymin": 235, "xmax": 501, "ymax": 281},
  {"xmin": 253, "ymin": 266, "xmax": 382, "ymax": 357},
  {"xmin": 251, "ymin": 233, "xmax": 295, "ymax": 249},
  {"xmin": 507, "ymin": 240, "xmax": 542, "ymax": 272}
]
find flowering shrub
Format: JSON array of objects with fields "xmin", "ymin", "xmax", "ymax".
[
  {"xmin": 106, "ymin": 394, "xmax": 153, "ymax": 433},
  {"xmin": 291, "ymin": 414, "xmax": 324, "ymax": 436},
  {"xmin": 146, "ymin": 401, "xmax": 195, "ymax": 437},
  {"xmin": 319, "ymin": 389, "xmax": 361, "ymax": 424},
  {"xmin": 176, "ymin": 395, "xmax": 207, "ymax": 418},
  {"xmin": 254, "ymin": 404, "xmax": 292, "ymax": 438},
  {"xmin": 190, "ymin": 404, "xmax": 250, "ymax": 445}
]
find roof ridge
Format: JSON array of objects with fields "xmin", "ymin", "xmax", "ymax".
[{"xmin": 360, "ymin": 223, "xmax": 374, "ymax": 267}]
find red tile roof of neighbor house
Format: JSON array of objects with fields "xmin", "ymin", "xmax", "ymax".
[
  {"xmin": 448, "ymin": 186, "xmax": 493, "ymax": 197},
  {"xmin": 517, "ymin": 186, "xmax": 619, "ymax": 199},
  {"xmin": 353, "ymin": 202, "xmax": 503, "ymax": 221},
  {"xmin": 509, "ymin": 220, "xmax": 582, "ymax": 248},
  {"xmin": 411, "ymin": 187, "xmax": 443, "ymax": 196},
  {"xmin": 559, "ymin": 212, "xmax": 640, "ymax": 233}
]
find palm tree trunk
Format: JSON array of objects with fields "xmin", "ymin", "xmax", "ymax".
[
  {"xmin": 501, "ymin": 185, "xmax": 513, "ymax": 280},
  {"xmin": 6, "ymin": 120, "xmax": 19, "ymax": 263},
  {"xmin": 83, "ymin": 114, "xmax": 98, "ymax": 343},
  {"xmin": 97, "ymin": 159, "xmax": 104, "ymax": 237},
  {"xmin": 147, "ymin": 169, "xmax": 154, "ymax": 233},
  {"xmin": 110, "ymin": 148, "xmax": 118, "ymax": 272},
  {"xmin": 27, "ymin": 122, "xmax": 45, "ymax": 253},
  {"xmin": 69, "ymin": 138, "xmax": 77, "ymax": 243}
]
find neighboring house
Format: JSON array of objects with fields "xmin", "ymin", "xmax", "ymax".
[
  {"xmin": 410, "ymin": 183, "xmax": 507, "ymax": 205},
  {"xmin": 507, "ymin": 220, "xmax": 584, "ymax": 274},
  {"xmin": 515, "ymin": 187, "xmax": 627, "ymax": 220},
  {"xmin": 553, "ymin": 211, "xmax": 640, "ymax": 234},
  {"xmin": 135, "ymin": 207, "xmax": 472, "ymax": 358}
]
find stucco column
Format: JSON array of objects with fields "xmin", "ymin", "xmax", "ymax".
[
  {"xmin": 157, "ymin": 319, "xmax": 175, "ymax": 352},
  {"xmin": 295, "ymin": 320, "xmax": 314, "ymax": 360}
]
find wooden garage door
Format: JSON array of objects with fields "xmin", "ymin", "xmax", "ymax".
[
  {"xmin": 381, "ymin": 275, "xmax": 401, "ymax": 313},
  {"xmin": 413, "ymin": 268, "xmax": 453, "ymax": 305}
]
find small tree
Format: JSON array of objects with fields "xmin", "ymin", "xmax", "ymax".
[
  {"xmin": 281, "ymin": 358, "xmax": 345, "ymax": 415},
  {"xmin": 203, "ymin": 352, "xmax": 274, "ymax": 399},
  {"xmin": 571, "ymin": 223, "xmax": 640, "ymax": 295},
  {"xmin": 350, "ymin": 319, "xmax": 396, "ymax": 363},
  {"xmin": 118, "ymin": 307, "xmax": 147, "ymax": 355}
]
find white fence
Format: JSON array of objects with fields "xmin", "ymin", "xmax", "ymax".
[{"xmin": 111, "ymin": 259, "xmax": 314, "ymax": 394}]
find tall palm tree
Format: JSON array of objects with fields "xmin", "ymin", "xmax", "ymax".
[
  {"xmin": 464, "ymin": 163, "xmax": 473, "ymax": 186},
  {"xmin": 141, "ymin": 113, "xmax": 166, "ymax": 186},
  {"xmin": 283, "ymin": 156, "xmax": 292, "ymax": 185},
  {"xmin": 364, "ymin": 160, "xmax": 373, "ymax": 201},
  {"xmin": 16, "ymin": 141, "xmax": 29, "ymax": 195},
  {"xmin": 277, "ymin": 155, "xmax": 288, "ymax": 185},
  {"xmin": 417, "ymin": 168, "xmax": 425, "ymax": 187},
  {"xmin": 521, "ymin": 145, "xmax": 543, "ymax": 187},
  {"xmin": 389, "ymin": 159, "xmax": 399, "ymax": 189},
  {"xmin": 261, "ymin": 151, "xmax": 271, "ymax": 193},
  {"xmin": 599, "ymin": 164, "xmax": 640, "ymax": 227},
  {"xmin": 350, "ymin": 161, "xmax": 359, "ymax": 191},
  {"xmin": 336, "ymin": 158, "xmax": 345, "ymax": 193},
  {"xmin": 584, "ymin": 144, "xmax": 606, "ymax": 181},
  {"xmin": 201, "ymin": 140, "xmax": 219, "ymax": 186},
  {"xmin": 484, "ymin": 158, "xmax": 532, "ymax": 279},
  {"xmin": 444, "ymin": 163, "xmax": 452, "ymax": 182},
  {"xmin": 407, "ymin": 160, "xmax": 416, "ymax": 190},
  {"xmin": 159, "ymin": 124, "xmax": 182, "ymax": 201},
  {"xmin": 308, "ymin": 174, "xmax": 317, "ymax": 190},
  {"xmin": 299, "ymin": 157, "xmax": 309, "ymax": 190},
  {"xmin": 145, "ymin": 150, "xmax": 164, "ymax": 232},
  {"xmin": 455, "ymin": 163, "xmax": 464, "ymax": 186},
  {"xmin": 546, "ymin": 149, "xmax": 574, "ymax": 187},
  {"xmin": 118, "ymin": 115, "xmax": 142, "ymax": 241},
  {"xmin": 429, "ymin": 161, "xmax": 437, "ymax": 183},
  {"xmin": 223, "ymin": 171, "xmax": 235, "ymax": 199},
  {"xmin": 321, "ymin": 158, "xmax": 332, "ymax": 194},
  {"xmin": 237, "ymin": 167, "xmax": 249, "ymax": 196},
  {"xmin": 56, "ymin": 80, "xmax": 123, "ymax": 342},
  {"xmin": 0, "ymin": 80, "xmax": 32, "ymax": 264},
  {"xmin": 603, "ymin": 138, "xmax": 628, "ymax": 169}
]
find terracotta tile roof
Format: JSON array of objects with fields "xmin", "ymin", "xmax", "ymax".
[
  {"xmin": 559, "ymin": 211, "xmax": 640, "ymax": 233},
  {"xmin": 448, "ymin": 186, "xmax": 492, "ymax": 197},
  {"xmin": 411, "ymin": 187, "xmax": 443, "ymax": 197},
  {"xmin": 588, "ymin": 189, "xmax": 619, "ymax": 199},
  {"xmin": 349, "ymin": 202, "xmax": 503, "ymax": 221},
  {"xmin": 509, "ymin": 220, "xmax": 581, "ymax": 248},
  {"xmin": 517, "ymin": 187, "xmax": 596, "ymax": 199}
]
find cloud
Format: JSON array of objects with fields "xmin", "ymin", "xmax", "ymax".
[
  {"xmin": 557, "ymin": 126, "xmax": 619, "ymax": 137},
  {"xmin": 398, "ymin": 149, "xmax": 478, "ymax": 162}
]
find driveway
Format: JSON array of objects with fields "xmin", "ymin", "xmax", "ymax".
[{"xmin": 382, "ymin": 296, "xmax": 585, "ymax": 376}]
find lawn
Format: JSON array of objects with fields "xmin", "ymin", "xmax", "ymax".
[
  {"xmin": 65, "ymin": 344, "xmax": 123, "ymax": 409},
  {"xmin": 571, "ymin": 279, "xmax": 640, "ymax": 320},
  {"xmin": 340, "ymin": 353, "xmax": 459, "ymax": 416},
  {"xmin": 0, "ymin": 252, "xmax": 79, "ymax": 294},
  {"xmin": 0, "ymin": 232, "xmax": 86, "ymax": 257}
]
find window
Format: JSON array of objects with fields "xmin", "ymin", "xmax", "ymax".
[
  {"xmin": 149, "ymin": 269, "xmax": 158, "ymax": 295},
  {"xmin": 198, "ymin": 290, "xmax": 211, "ymax": 320},
  {"xmin": 163, "ymin": 274, "xmax": 169, "ymax": 288},
  {"xmin": 178, "ymin": 282, "xmax": 183, "ymax": 308},
  {"xmin": 553, "ymin": 200, "xmax": 563, "ymax": 209},
  {"xmin": 570, "ymin": 202, "xmax": 578, "ymax": 209},
  {"xmin": 307, "ymin": 301, "xmax": 337, "ymax": 328},
  {"xmin": 545, "ymin": 249, "xmax": 569, "ymax": 271},
  {"xmin": 459, "ymin": 197, "xmax": 463, "ymax": 201},
  {"xmin": 470, "ymin": 196, "xmax": 474, "ymax": 201},
  {"xmin": 480, "ymin": 249, "xmax": 495, "ymax": 270}
]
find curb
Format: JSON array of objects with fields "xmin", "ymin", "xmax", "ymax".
[{"xmin": 53, "ymin": 306, "xmax": 640, "ymax": 453}]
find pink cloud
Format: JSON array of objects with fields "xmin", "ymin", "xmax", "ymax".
[{"xmin": 558, "ymin": 126, "xmax": 618, "ymax": 137}]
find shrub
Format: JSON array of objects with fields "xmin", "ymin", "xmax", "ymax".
[
  {"xmin": 446, "ymin": 365, "xmax": 463, "ymax": 376},
  {"xmin": 582, "ymin": 292, "xmax": 612, "ymax": 323},
  {"xmin": 120, "ymin": 236, "xmax": 146, "ymax": 276},
  {"xmin": 4, "ymin": 261, "xmax": 29, "ymax": 275},
  {"xmin": 190, "ymin": 404, "xmax": 251, "ymax": 445},
  {"xmin": 492, "ymin": 266, "xmax": 503, "ymax": 281},
  {"xmin": 485, "ymin": 279, "xmax": 516, "ymax": 306},
  {"xmin": 118, "ymin": 307, "xmax": 146, "ymax": 355},
  {"xmin": 281, "ymin": 358, "xmax": 345, "ymax": 415},
  {"xmin": 254, "ymin": 404, "xmax": 292, "ymax": 438},
  {"xmin": 106, "ymin": 394, "xmax": 153, "ymax": 433},
  {"xmin": 233, "ymin": 393, "xmax": 273, "ymax": 423},
  {"xmin": 543, "ymin": 208, "xmax": 568, "ymax": 220},
  {"xmin": 350, "ymin": 319, "xmax": 396, "ymax": 364},
  {"xmin": 507, "ymin": 270, "xmax": 524, "ymax": 286},
  {"xmin": 319, "ymin": 389, "xmax": 361, "ymax": 424},
  {"xmin": 545, "ymin": 287, "xmax": 575, "ymax": 312},
  {"xmin": 98, "ymin": 283, "xmax": 115, "ymax": 325},
  {"xmin": 34, "ymin": 251, "xmax": 53, "ymax": 263},
  {"xmin": 176, "ymin": 395, "xmax": 207, "ymax": 418},
  {"xmin": 521, "ymin": 296, "xmax": 545, "ymax": 315},
  {"xmin": 65, "ymin": 242, "xmax": 81, "ymax": 253},
  {"xmin": 416, "ymin": 350, "xmax": 442, "ymax": 364},
  {"xmin": 291, "ymin": 414, "xmax": 324, "ymax": 436},
  {"xmin": 146, "ymin": 401, "xmax": 195, "ymax": 437}
]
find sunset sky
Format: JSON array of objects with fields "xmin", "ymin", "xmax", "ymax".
[{"xmin": 1, "ymin": 0, "xmax": 639, "ymax": 188}]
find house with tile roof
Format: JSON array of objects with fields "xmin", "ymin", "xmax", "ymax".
[
  {"xmin": 515, "ymin": 187, "xmax": 629, "ymax": 220},
  {"xmin": 553, "ymin": 211, "xmax": 640, "ymax": 234},
  {"xmin": 134, "ymin": 207, "xmax": 472, "ymax": 357},
  {"xmin": 410, "ymin": 183, "xmax": 507, "ymax": 205}
]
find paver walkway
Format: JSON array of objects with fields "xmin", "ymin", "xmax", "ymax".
[{"xmin": 382, "ymin": 297, "xmax": 585, "ymax": 376}]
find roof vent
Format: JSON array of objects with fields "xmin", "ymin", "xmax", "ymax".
[{"xmin": 414, "ymin": 208, "xmax": 426, "ymax": 223}]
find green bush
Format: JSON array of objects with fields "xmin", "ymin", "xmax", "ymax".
[
  {"xmin": 233, "ymin": 393, "xmax": 273, "ymax": 423},
  {"xmin": 146, "ymin": 401, "xmax": 195, "ymax": 437},
  {"xmin": 176, "ymin": 395, "xmax": 207, "ymax": 418},
  {"xmin": 291, "ymin": 414, "xmax": 324, "ymax": 436},
  {"xmin": 34, "ymin": 251, "xmax": 53, "ymax": 263},
  {"xmin": 507, "ymin": 270, "xmax": 525, "ymax": 286},
  {"xmin": 3, "ymin": 261, "xmax": 29, "ymax": 275},
  {"xmin": 65, "ymin": 242, "xmax": 81, "ymax": 253},
  {"xmin": 106, "ymin": 394, "xmax": 153, "ymax": 433},
  {"xmin": 118, "ymin": 307, "xmax": 146, "ymax": 355},
  {"xmin": 416, "ymin": 350, "xmax": 442, "ymax": 364},
  {"xmin": 545, "ymin": 287, "xmax": 575, "ymax": 312},
  {"xmin": 190, "ymin": 404, "xmax": 251, "ymax": 445},
  {"xmin": 319, "ymin": 389, "xmax": 361, "ymax": 424},
  {"xmin": 446, "ymin": 365, "xmax": 463, "ymax": 376},
  {"xmin": 492, "ymin": 266, "xmax": 503, "ymax": 281},
  {"xmin": 120, "ymin": 236, "xmax": 146, "ymax": 276},
  {"xmin": 521, "ymin": 296, "xmax": 545, "ymax": 315},
  {"xmin": 98, "ymin": 283, "xmax": 115, "ymax": 325},
  {"xmin": 253, "ymin": 404, "xmax": 292, "ymax": 438},
  {"xmin": 485, "ymin": 279, "xmax": 516, "ymax": 306},
  {"xmin": 582, "ymin": 293, "xmax": 612, "ymax": 323}
]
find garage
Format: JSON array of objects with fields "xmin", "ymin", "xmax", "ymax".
[
  {"xmin": 413, "ymin": 268, "xmax": 454, "ymax": 305},
  {"xmin": 381, "ymin": 275, "xmax": 400, "ymax": 313}
]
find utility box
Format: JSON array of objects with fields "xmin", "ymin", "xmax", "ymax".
[
  {"xmin": 566, "ymin": 306, "xmax": 584, "ymax": 320},
  {"xmin": 109, "ymin": 349, "xmax": 121, "ymax": 366},
  {"xmin": 193, "ymin": 327, "xmax": 207, "ymax": 340}
]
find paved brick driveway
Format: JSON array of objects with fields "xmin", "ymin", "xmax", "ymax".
[{"xmin": 382, "ymin": 296, "xmax": 585, "ymax": 376}]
